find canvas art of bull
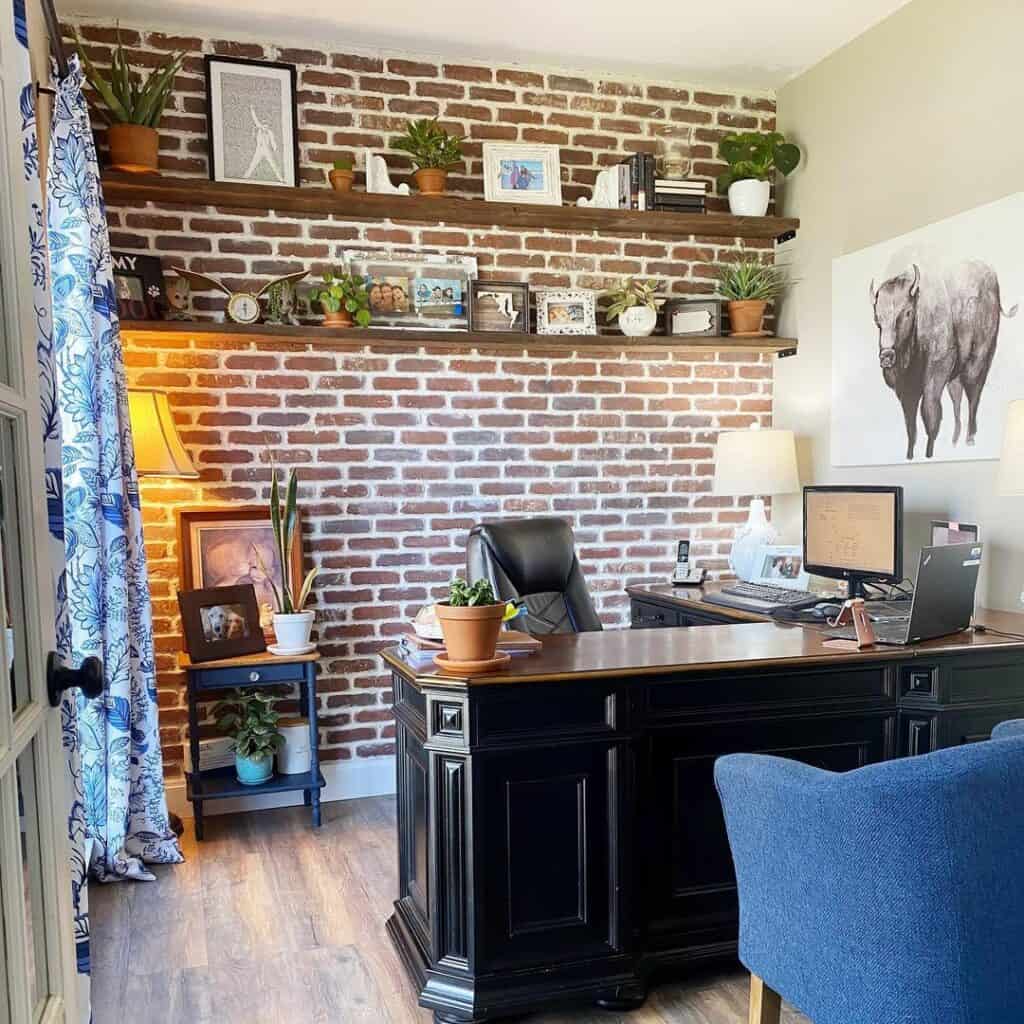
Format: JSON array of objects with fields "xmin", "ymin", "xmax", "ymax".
[{"xmin": 869, "ymin": 260, "xmax": 1018, "ymax": 459}]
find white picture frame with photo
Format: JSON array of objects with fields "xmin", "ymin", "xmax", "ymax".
[
  {"xmin": 535, "ymin": 289, "xmax": 597, "ymax": 336},
  {"xmin": 482, "ymin": 143, "xmax": 563, "ymax": 206},
  {"xmin": 749, "ymin": 544, "xmax": 810, "ymax": 591}
]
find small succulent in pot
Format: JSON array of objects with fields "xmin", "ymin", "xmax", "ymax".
[
  {"xmin": 328, "ymin": 157, "xmax": 355, "ymax": 192},
  {"xmin": 391, "ymin": 118, "xmax": 464, "ymax": 196},
  {"xmin": 716, "ymin": 260, "xmax": 791, "ymax": 337},
  {"xmin": 212, "ymin": 689, "xmax": 284, "ymax": 786},
  {"xmin": 434, "ymin": 578, "xmax": 517, "ymax": 663},
  {"xmin": 605, "ymin": 277, "xmax": 661, "ymax": 338},
  {"xmin": 313, "ymin": 269, "xmax": 371, "ymax": 327}
]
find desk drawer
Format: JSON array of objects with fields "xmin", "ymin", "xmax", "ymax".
[
  {"xmin": 475, "ymin": 686, "xmax": 618, "ymax": 744},
  {"xmin": 192, "ymin": 659, "xmax": 307, "ymax": 691},
  {"xmin": 631, "ymin": 601, "xmax": 682, "ymax": 629}
]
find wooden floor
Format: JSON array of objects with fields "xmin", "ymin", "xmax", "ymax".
[{"xmin": 90, "ymin": 797, "xmax": 810, "ymax": 1024}]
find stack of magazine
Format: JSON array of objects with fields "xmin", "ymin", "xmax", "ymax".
[{"xmin": 397, "ymin": 630, "xmax": 542, "ymax": 668}]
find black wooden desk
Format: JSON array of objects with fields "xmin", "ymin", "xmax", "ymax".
[{"xmin": 382, "ymin": 606, "xmax": 1024, "ymax": 1023}]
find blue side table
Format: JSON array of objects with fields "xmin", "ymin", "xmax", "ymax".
[{"xmin": 179, "ymin": 650, "xmax": 324, "ymax": 839}]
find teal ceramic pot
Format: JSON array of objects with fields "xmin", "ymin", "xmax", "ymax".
[{"xmin": 236, "ymin": 753, "xmax": 273, "ymax": 786}]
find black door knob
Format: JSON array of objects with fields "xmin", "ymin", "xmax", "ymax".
[{"xmin": 47, "ymin": 651, "xmax": 103, "ymax": 707}]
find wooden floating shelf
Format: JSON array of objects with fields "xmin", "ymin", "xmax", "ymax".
[
  {"xmin": 120, "ymin": 320, "xmax": 798, "ymax": 356},
  {"xmin": 102, "ymin": 173, "xmax": 799, "ymax": 242}
]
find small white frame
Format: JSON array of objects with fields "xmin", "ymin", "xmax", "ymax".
[
  {"xmin": 749, "ymin": 545, "xmax": 810, "ymax": 590},
  {"xmin": 535, "ymin": 289, "xmax": 597, "ymax": 336},
  {"xmin": 482, "ymin": 143, "xmax": 563, "ymax": 206}
]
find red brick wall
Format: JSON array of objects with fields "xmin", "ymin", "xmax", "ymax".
[{"xmin": 68, "ymin": 21, "xmax": 778, "ymax": 781}]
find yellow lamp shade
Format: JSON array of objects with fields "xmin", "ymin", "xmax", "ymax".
[
  {"xmin": 127, "ymin": 388, "xmax": 198, "ymax": 478},
  {"xmin": 713, "ymin": 427, "xmax": 800, "ymax": 498},
  {"xmin": 997, "ymin": 399, "xmax": 1024, "ymax": 496}
]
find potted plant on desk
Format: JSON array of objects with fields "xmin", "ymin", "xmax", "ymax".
[
  {"xmin": 391, "ymin": 118, "xmax": 464, "ymax": 196},
  {"xmin": 213, "ymin": 689, "xmax": 284, "ymax": 786},
  {"xmin": 434, "ymin": 578, "xmax": 514, "ymax": 663}
]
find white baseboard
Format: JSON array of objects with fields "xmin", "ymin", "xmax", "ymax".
[{"xmin": 166, "ymin": 755, "xmax": 396, "ymax": 819}]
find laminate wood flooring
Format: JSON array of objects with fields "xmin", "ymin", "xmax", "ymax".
[{"xmin": 89, "ymin": 797, "xmax": 810, "ymax": 1024}]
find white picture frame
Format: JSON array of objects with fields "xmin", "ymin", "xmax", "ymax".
[
  {"xmin": 535, "ymin": 289, "xmax": 596, "ymax": 335},
  {"xmin": 482, "ymin": 143, "xmax": 563, "ymax": 206},
  {"xmin": 749, "ymin": 545, "xmax": 810, "ymax": 590}
]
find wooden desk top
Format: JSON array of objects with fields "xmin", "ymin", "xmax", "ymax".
[
  {"xmin": 382, "ymin": 608, "xmax": 1024, "ymax": 687},
  {"xmin": 178, "ymin": 649, "xmax": 321, "ymax": 670}
]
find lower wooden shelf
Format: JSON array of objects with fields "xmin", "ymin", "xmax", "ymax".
[
  {"xmin": 186, "ymin": 765, "xmax": 326, "ymax": 801},
  {"xmin": 121, "ymin": 320, "xmax": 798, "ymax": 356}
]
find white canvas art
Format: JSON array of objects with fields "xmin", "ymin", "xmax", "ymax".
[{"xmin": 832, "ymin": 192, "xmax": 1024, "ymax": 466}]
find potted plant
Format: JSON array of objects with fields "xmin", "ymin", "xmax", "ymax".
[
  {"xmin": 213, "ymin": 689, "xmax": 284, "ymax": 786},
  {"xmin": 606, "ymin": 278, "xmax": 660, "ymax": 337},
  {"xmin": 258, "ymin": 465, "xmax": 320, "ymax": 650},
  {"xmin": 313, "ymin": 270, "xmax": 371, "ymax": 328},
  {"xmin": 434, "ymin": 578, "xmax": 509, "ymax": 663},
  {"xmin": 716, "ymin": 131, "xmax": 801, "ymax": 217},
  {"xmin": 328, "ymin": 158, "xmax": 355, "ymax": 193},
  {"xmin": 391, "ymin": 118, "xmax": 464, "ymax": 197},
  {"xmin": 717, "ymin": 260, "xmax": 791, "ymax": 336},
  {"xmin": 76, "ymin": 29, "xmax": 183, "ymax": 174}
]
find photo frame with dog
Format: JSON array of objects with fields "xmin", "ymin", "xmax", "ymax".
[{"xmin": 177, "ymin": 584, "xmax": 266, "ymax": 662}]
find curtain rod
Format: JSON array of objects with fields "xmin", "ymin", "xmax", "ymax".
[{"xmin": 39, "ymin": 0, "xmax": 68, "ymax": 80}]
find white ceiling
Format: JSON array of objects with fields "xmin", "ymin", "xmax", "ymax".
[{"xmin": 65, "ymin": 0, "xmax": 912, "ymax": 91}]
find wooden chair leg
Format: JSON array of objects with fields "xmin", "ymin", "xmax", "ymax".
[{"xmin": 749, "ymin": 973, "xmax": 782, "ymax": 1024}]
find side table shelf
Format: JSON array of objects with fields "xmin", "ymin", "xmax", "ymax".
[{"xmin": 178, "ymin": 650, "xmax": 324, "ymax": 839}]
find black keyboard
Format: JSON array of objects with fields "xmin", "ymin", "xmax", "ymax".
[{"xmin": 719, "ymin": 582, "xmax": 821, "ymax": 606}]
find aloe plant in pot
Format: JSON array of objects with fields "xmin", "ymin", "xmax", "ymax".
[
  {"xmin": 76, "ymin": 29, "xmax": 183, "ymax": 174},
  {"xmin": 717, "ymin": 260, "xmax": 791, "ymax": 336},
  {"xmin": 213, "ymin": 689, "xmax": 284, "ymax": 786},
  {"xmin": 391, "ymin": 118, "xmax": 464, "ymax": 196}
]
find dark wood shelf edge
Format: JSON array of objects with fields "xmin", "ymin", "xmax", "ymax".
[
  {"xmin": 186, "ymin": 766, "xmax": 326, "ymax": 801},
  {"xmin": 121, "ymin": 320, "xmax": 798, "ymax": 356},
  {"xmin": 101, "ymin": 173, "xmax": 799, "ymax": 241}
]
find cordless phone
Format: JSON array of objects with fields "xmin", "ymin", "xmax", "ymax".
[{"xmin": 671, "ymin": 540, "xmax": 706, "ymax": 586}]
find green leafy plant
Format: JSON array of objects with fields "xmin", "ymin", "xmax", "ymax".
[
  {"xmin": 716, "ymin": 260, "xmax": 791, "ymax": 302},
  {"xmin": 605, "ymin": 278, "xmax": 659, "ymax": 321},
  {"xmin": 314, "ymin": 270, "xmax": 371, "ymax": 326},
  {"xmin": 332, "ymin": 158, "xmax": 354, "ymax": 171},
  {"xmin": 448, "ymin": 578, "xmax": 498, "ymax": 607},
  {"xmin": 75, "ymin": 28, "xmax": 183, "ymax": 127},
  {"xmin": 254, "ymin": 465, "xmax": 319, "ymax": 615},
  {"xmin": 391, "ymin": 119, "xmax": 464, "ymax": 170},
  {"xmin": 213, "ymin": 689, "xmax": 284, "ymax": 762},
  {"xmin": 716, "ymin": 131, "xmax": 801, "ymax": 195}
]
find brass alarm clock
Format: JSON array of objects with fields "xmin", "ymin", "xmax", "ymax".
[{"xmin": 170, "ymin": 267, "xmax": 308, "ymax": 325}]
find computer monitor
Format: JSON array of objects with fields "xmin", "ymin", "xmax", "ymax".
[{"xmin": 803, "ymin": 486, "xmax": 903, "ymax": 597}]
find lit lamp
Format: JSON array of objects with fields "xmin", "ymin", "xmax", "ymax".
[
  {"xmin": 996, "ymin": 400, "xmax": 1024, "ymax": 495},
  {"xmin": 127, "ymin": 388, "xmax": 198, "ymax": 478},
  {"xmin": 714, "ymin": 426, "xmax": 800, "ymax": 580}
]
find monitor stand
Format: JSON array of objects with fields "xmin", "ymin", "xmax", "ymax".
[{"xmin": 846, "ymin": 576, "xmax": 871, "ymax": 600}]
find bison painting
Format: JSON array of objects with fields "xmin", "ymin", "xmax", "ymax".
[{"xmin": 869, "ymin": 261, "xmax": 1018, "ymax": 459}]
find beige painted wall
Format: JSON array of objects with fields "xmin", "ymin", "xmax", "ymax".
[{"xmin": 774, "ymin": 0, "xmax": 1024, "ymax": 610}]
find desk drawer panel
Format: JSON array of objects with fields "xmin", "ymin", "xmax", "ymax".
[
  {"xmin": 475, "ymin": 686, "xmax": 618, "ymax": 743},
  {"xmin": 631, "ymin": 601, "xmax": 682, "ymax": 629},
  {"xmin": 945, "ymin": 653, "xmax": 1024, "ymax": 703},
  {"xmin": 192, "ymin": 659, "xmax": 307, "ymax": 691}
]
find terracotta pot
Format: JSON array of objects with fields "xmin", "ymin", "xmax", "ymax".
[
  {"xmin": 434, "ymin": 602, "xmax": 505, "ymax": 662},
  {"xmin": 107, "ymin": 123, "xmax": 159, "ymax": 174},
  {"xmin": 414, "ymin": 167, "xmax": 448, "ymax": 196},
  {"xmin": 322, "ymin": 308, "xmax": 353, "ymax": 328},
  {"xmin": 328, "ymin": 168, "xmax": 355, "ymax": 192},
  {"xmin": 727, "ymin": 300, "xmax": 768, "ymax": 335}
]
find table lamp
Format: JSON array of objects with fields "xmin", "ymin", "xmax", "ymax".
[
  {"xmin": 713, "ymin": 426, "xmax": 800, "ymax": 580},
  {"xmin": 997, "ymin": 400, "xmax": 1024, "ymax": 495},
  {"xmin": 127, "ymin": 388, "xmax": 199, "ymax": 478}
]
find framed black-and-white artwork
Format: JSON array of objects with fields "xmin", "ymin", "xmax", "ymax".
[
  {"xmin": 204, "ymin": 56, "xmax": 299, "ymax": 188},
  {"xmin": 535, "ymin": 289, "xmax": 596, "ymax": 335},
  {"xmin": 111, "ymin": 251, "xmax": 167, "ymax": 321},
  {"xmin": 482, "ymin": 143, "xmax": 563, "ymax": 206}
]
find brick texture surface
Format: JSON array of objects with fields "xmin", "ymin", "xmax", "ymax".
[{"xmin": 67, "ymin": 19, "xmax": 778, "ymax": 779}]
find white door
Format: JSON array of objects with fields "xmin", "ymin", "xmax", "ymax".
[{"xmin": 0, "ymin": 10, "xmax": 82, "ymax": 1024}]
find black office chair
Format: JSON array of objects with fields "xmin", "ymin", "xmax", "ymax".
[{"xmin": 466, "ymin": 517, "xmax": 603, "ymax": 634}]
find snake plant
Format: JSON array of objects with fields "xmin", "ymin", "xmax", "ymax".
[{"xmin": 256, "ymin": 465, "xmax": 319, "ymax": 614}]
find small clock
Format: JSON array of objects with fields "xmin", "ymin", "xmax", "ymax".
[{"xmin": 171, "ymin": 268, "xmax": 308, "ymax": 325}]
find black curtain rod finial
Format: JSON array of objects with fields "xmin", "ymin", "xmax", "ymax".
[{"xmin": 40, "ymin": 0, "xmax": 69, "ymax": 80}]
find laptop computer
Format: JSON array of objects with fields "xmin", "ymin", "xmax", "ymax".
[{"xmin": 825, "ymin": 542, "xmax": 983, "ymax": 645}]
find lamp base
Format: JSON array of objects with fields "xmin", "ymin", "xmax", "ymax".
[{"xmin": 729, "ymin": 498, "xmax": 778, "ymax": 581}]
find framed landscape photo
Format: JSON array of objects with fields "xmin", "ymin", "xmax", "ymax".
[
  {"xmin": 111, "ymin": 251, "xmax": 167, "ymax": 321},
  {"xmin": 535, "ymin": 289, "xmax": 596, "ymax": 335},
  {"xmin": 482, "ymin": 143, "xmax": 563, "ymax": 206},
  {"xmin": 205, "ymin": 56, "xmax": 299, "ymax": 188},
  {"xmin": 469, "ymin": 280, "xmax": 529, "ymax": 333},
  {"xmin": 178, "ymin": 584, "xmax": 266, "ymax": 663}
]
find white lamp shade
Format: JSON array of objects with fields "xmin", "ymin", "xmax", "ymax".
[
  {"xmin": 714, "ymin": 428, "xmax": 799, "ymax": 497},
  {"xmin": 997, "ymin": 400, "xmax": 1024, "ymax": 496},
  {"xmin": 128, "ymin": 388, "xmax": 199, "ymax": 478}
]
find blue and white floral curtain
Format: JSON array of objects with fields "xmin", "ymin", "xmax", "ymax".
[{"xmin": 46, "ymin": 57, "xmax": 182, "ymax": 880}]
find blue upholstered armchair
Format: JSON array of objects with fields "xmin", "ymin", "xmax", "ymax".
[{"xmin": 715, "ymin": 720, "xmax": 1024, "ymax": 1024}]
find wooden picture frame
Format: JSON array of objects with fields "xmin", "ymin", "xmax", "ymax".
[
  {"xmin": 177, "ymin": 585, "xmax": 266, "ymax": 663},
  {"xmin": 204, "ymin": 55, "xmax": 300, "ymax": 189},
  {"xmin": 177, "ymin": 506, "xmax": 304, "ymax": 632},
  {"xmin": 469, "ymin": 280, "xmax": 530, "ymax": 333}
]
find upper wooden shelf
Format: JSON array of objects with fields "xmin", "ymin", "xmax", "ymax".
[
  {"xmin": 120, "ymin": 320, "xmax": 798, "ymax": 356},
  {"xmin": 101, "ymin": 174, "xmax": 799, "ymax": 242}
]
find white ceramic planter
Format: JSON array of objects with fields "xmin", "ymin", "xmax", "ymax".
[
  {"xmin": 272, "ymin": 611, "xmax": 314, "ymax": 650},
  {"xmin": 277, "ymin": 717, "xmax": 312, "ymax": 774},
  {"xmin": 728, "ymin": 178, "xmax": 771, "ymax": 217},
  {"xmin": 618, "ymin": 305, "xmax": 658, "ymax": 337}
]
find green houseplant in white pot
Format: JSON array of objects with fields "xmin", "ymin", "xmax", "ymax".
[
  {"xmin": 213, "ymin": 689, "xmax": 284, "ymax": 786},
  {"xmin": 716, "ymin": 131, "xmax": 801, "ymax": 217},
  {"xmin": 259, "ymin": 466, "xmax": 319, "ymax": 650},
  {"xmin": 606, "ymin": 277, "xmax": 660, "ymax": 337}
]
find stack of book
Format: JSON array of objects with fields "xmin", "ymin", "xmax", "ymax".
[
  {"xmin": 618, "ymin": 153, "xmax": 655, "ymax": 211},
  {"xmin": 184, "ymin": 735, "xmax": 235, "ymax": 774},
  {"xmin": 654, "ymin": 178, "xmax": 707, "ymax": 213},
  {"xmin": 397, "ymin": 630, "xmax": 542, "ymax": 668}
]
